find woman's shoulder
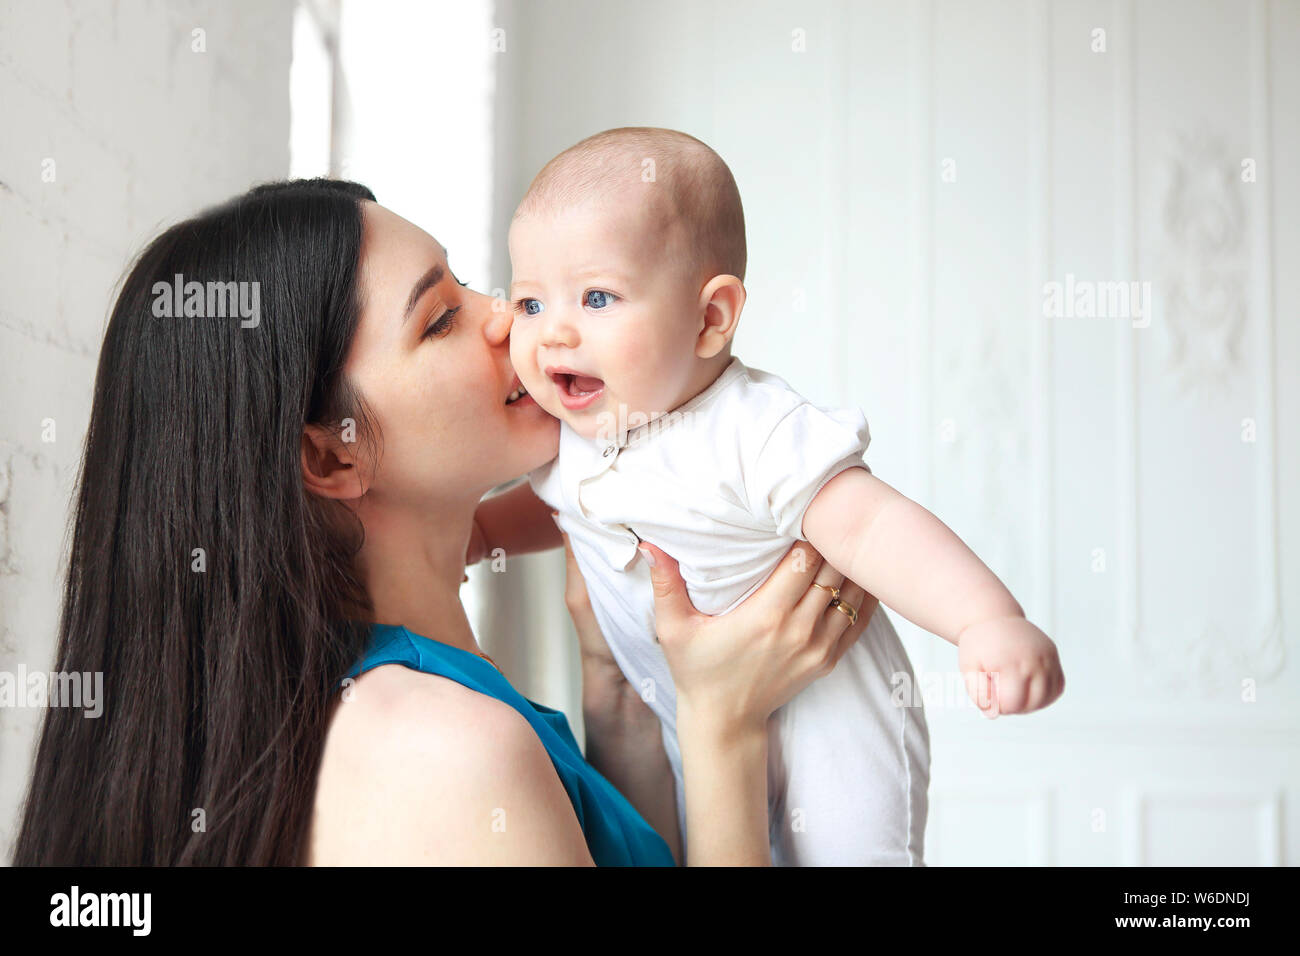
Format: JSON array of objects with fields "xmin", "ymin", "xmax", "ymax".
[
  {"xmin": 341, "ymin": 659, "xmax": 518, "ymax": 733},
  {"xmin": 320, "ymin": 661, "xmax": 540, "ymax": 799},
  {"xmin": 307, "ymin": 662, "xmax": 592, "ymax": 864}
]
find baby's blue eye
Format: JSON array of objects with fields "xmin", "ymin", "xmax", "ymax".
[
  {"xmin": 516, "ymin": 298, "xmax": 543, "ymax": 316},
  {"xmin": 585, "ymin": 290, "xmax": 616, "ymax": 309}
]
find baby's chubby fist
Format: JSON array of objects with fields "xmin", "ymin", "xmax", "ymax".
[{"xmin": 955, "ymin": 617, "xmax": 1064, "ymax": 718}]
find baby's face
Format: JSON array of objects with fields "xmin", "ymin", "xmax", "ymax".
[{"xmin": 508, "ymin": 189, "xmax": 704, "ymax": 443}]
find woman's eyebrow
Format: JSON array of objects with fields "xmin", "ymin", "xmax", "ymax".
[{"xmin": 403, "ymin": 264, "xmax": 445, "ymax": 323}]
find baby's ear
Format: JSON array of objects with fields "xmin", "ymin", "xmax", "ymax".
[{"xmin": 695, "ymin": 275, "xmax": 746, "ymax": 359}]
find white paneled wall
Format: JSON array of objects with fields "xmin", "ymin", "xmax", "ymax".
[{"xmin": 489, "ymin": 0, "xmax": 1300, "ymax": 865}]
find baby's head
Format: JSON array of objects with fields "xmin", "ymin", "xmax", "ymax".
[{"xmin": 508, "ymin": 127, "xmax": 746, "ymax": 442}]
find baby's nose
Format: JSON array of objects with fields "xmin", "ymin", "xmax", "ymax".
[{"xmin": 539, "ymin": 309, "xmax": 579, "ymax": 348}]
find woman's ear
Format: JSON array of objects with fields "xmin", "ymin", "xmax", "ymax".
[
  {"xmin": 695, "ymin": 275, "xmax": 746, "ymax": 359},
  {"xmin": 301, "ymin": 423, "xmax": 367, "ymax": 500}
]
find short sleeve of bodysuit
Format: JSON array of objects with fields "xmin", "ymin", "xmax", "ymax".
[{"xmin": 744, "ymin": 402, "xmax": 872, "ymax": 541}]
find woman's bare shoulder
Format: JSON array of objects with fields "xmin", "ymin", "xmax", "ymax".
[
  {"xmin": 333, "ymin": 661, "xmax": 514, "ymax": 734},
  {"xmin": 306, "ymin": 663, "xmax": 592, "ymax": 865}
]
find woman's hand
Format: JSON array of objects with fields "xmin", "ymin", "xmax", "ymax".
[{"xmin": 637, "ymin": 539, "xmax": 878, "ymax": 743}]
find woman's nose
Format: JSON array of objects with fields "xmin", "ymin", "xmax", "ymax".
[{"xmin": 481, "ymin": 293, "xmax": 513, "ymax": 345}]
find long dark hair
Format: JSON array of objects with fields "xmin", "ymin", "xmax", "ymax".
[{"xmin": 13, "ymin": 179, "xmax": 382, "ymax": 865}]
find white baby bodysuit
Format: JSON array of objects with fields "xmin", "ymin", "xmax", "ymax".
[{"xmin": 529, "ymin": 355, "xmax": 930, "ymax": 865}]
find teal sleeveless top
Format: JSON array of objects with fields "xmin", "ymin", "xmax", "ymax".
[{"xmin": 339, "ymin": 624, "xmax": 676, "ymax": 867}]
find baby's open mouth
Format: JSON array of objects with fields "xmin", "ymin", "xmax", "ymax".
[
  {"xmin": 545, "ymin": 366, "xmax": 606, "ymax": 411},
  {"xmin": 550, "ymin": 371, "xmax": 605, "ymax": 396}
]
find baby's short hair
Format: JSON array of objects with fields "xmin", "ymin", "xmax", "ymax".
[{"xmin": 515, "ymin": 127, "xmax": 747, "ymax": 282}]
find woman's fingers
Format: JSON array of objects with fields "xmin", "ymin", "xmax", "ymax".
[
  {"xmin": 827, "ymin": 582, "xmax": 872, "ymax": 668},
  {"xmin": 813, "ymin": 561, "xmax": 847, "ymax": 592},
  {"xmin": 637, "ymin": 541, "xmax": 702, "ymax": 643},
  {"xmin": 758, "ymin": 541, "xmax": 828, "ymax": 615},
  {"xmin": 794, "ymin": 557, "xmax": 847, "ymax": 626}
]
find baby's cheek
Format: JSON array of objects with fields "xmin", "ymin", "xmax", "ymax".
[
  {"xmin": 607, "ymin": 340, "xmax": 659, "ymax": 407},
  {"xmin": 508, "ymin": 329, "xmax": 564, "ymax": 417},
  {"xmin": 508, "ymin": 331, "xmax": 538, "ymax": 385},
  {"xmin": 631, "ymin": 344, "xmax": 685, "ymax": 413}
]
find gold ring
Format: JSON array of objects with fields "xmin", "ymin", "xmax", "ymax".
[
  {"xmin": 829, "ymin": 598, "xmax": 858, "ymax": 625},
  {"xmin": 810, "ymin": 582, "xmax": 840, "ymax": 601}
]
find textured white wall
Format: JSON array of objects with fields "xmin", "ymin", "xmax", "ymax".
[{"xmin": 0, "ymin": 0, "xmax": 294, "ymax": 862}]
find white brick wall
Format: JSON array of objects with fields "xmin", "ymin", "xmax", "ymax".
[{"xmin": 0, "ymin": 0, "xmax": 294, "ymax": 862}]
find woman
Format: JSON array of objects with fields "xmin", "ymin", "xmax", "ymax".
[{"xmin": 13, "ymin": 179, "xmax": 874, "ymax": 865}]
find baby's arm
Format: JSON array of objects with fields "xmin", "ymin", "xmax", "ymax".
[
  {"xmin": 467, "ymin": 482, "xmax": 563, "ymax": 566},
  {"xmin": 801, "ymin": 466, "xmax": 1064, "ymax": 715},
  {"xmin": 801, "ymin": 466, "xmax": 1021, "ymax": 644}
]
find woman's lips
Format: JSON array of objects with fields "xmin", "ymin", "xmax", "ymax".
[{"xmin": 505, "ymin": 375, "xmax": 537, "ymax": 409}]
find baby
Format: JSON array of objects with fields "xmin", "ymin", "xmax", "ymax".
[{"xmin": 486, "ymin": 127, "xmax": 1064, "ymax": 865}]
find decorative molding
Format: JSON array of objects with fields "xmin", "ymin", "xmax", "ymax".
[
  {"xmin": 827, "ymin": 0, "xmax": 850, "ymax": 405},
  {"xmin": 909, "ymin": 0, "xmax": 935, "ymax": 511},
  {"xmin": 1027, "ymin": 787, "xmax": 1053, "ymax": 867},
  {"xmin": 1133, "ymin": 617, "xmax": 1284, "ymax": 695},
  {"xmin": 1264, "ymin": 788, "xmax": 1284, "ymax": 866},
  {"xmin": 1114, "ymin": 0, "xmax": 1284, "ymax": 690},
  {"xmin": 1248, "ymin": 0, "xmax": 1285, "ymax": 679},
  {"xmin": 1158, "ymin": 128, "xmax": 1248, "ymax": 395},
  {"xmin": 935, "ymin": 320, "xmax": 1028, "ymax": 583},
  {"xmin": 929, "ymin": 711, "xmax": 1300, "ymax": 741},
  {"xmin": 929, "ymin": 785, "xmax": 1053, "ymax": 865},
  {"xmin": 909, "ymin": 0, "xmax": 937, "ymax": 675},
  {"xmin": 0, "ymin": 450, "xmax": 10, "ymax": 576},
  {"xmin": 1028, "ymin": 0, "xmax": 1054, "ymax": 634},
  {"xmin": 1120, "ymin": 785, "xmax": 1143, "ymax": 866},
  {"xmin": 1113, "ymin": 0, "xmax": 1140, "ymax": 670},
  {"xmin": 1127, "ymin": 785, "xmax": 1284, "ymax": 866}
]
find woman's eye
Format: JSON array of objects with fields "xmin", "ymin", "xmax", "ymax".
[
  {"xmin": 514, "ymin": 298, "xmax": 544, "ymax": 316},
  {"xmin": 585, "ymin": 290, "xmax": 616, "ymax": 309},
  {"xmin": 423, "ymin": 306, "xmax": 460, "ymax": 339}
]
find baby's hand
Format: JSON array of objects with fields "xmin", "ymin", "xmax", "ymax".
[{"xmin": 956, "ymin": 617, "xmax": 1064, "ymax": 718}]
